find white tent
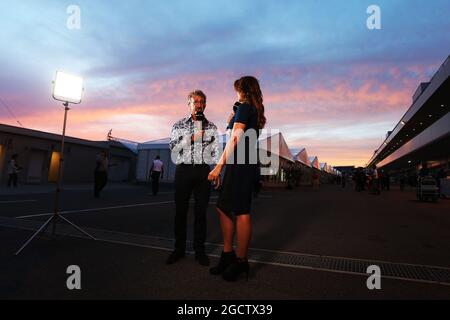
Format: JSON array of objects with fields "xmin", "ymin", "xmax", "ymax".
[
  {"xmin": 309, "ymin": 156, "xmax": 320, "ymax": 170},
  {"xmin": 290, "ymin": 147, "xmax": 313, "ymax": 185},
  {"xmin": 293, "ymin": 147, "xmax": 311, "ymax": 167},
  {"xmin": 259, "ymin": 132, "xmax": 294, "ymax": 162}
]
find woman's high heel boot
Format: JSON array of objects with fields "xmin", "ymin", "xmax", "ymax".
[
  {"xmin": 209, "ymin": 251, "xmax": 237, "ymax": 275},
  {"xmin": 222, "ymin": 257, "xmax": 249, "ymax": 281}
]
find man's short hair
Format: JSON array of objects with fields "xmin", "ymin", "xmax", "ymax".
[{"xmin": 188, "ymin": 90, "xmax": 206, "ymax": 104}]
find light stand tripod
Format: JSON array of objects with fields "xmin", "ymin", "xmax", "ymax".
[{"xmin": 15, "ymin": 102, "xmax": 96, "ymax": 255}]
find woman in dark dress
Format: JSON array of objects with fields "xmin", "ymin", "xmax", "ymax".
[{"xmin": 208, "ymin": 76, "xmax": 266, "ymax": 281}]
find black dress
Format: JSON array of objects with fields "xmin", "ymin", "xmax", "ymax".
[{"xmin": 217, "ymin": 102, "xmax": 259, "ymax": 216}]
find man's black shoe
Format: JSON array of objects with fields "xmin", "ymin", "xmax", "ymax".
[
  {"xmin": 166, "ymin": 251, "xmax": 185, "ymax": 265},
  {"xmin": 195, "ymin": 252, "xmax": 210, "ymax": 266}
]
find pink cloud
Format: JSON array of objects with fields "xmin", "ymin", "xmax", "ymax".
[{"xmin": 1, "ymin": 61, "xmax": 435, "ymax": 167}]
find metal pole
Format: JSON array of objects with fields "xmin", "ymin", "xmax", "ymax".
[{"xmin": 52, "ymin": 102, "xmax": 70, "ymax": 235}]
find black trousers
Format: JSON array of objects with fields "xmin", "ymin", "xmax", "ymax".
[
  {"xmin": 7, "ymin": 173, "xmax": 17, "ymax": 187},
  {"xmin": 174, "ymin": 164, "xmax": 211, "ymax": 253},
  {"xmin": 151, "ymin": 171, "xmax": 161, "ymax": 195},
  {"xmin": 94, "ymin": 171, "xmax": 108, "ymax": 196}
]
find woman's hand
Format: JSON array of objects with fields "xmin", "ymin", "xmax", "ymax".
[{"xmin": 208, "ymin": 165, "xmax": 223, "ymax": 189}]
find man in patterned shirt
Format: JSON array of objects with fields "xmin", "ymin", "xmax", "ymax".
[{"xmin": 166, "ymin": 89, "xmax": 219, "ymax": 266}]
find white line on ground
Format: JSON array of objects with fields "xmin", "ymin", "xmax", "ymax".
[
  {"xmin": 16, "ymin": 200, "xmax": 219, "ymax": 219},
  {"xmin": 16, "ymin": 201, "xmax": 175, "ymax": 219}
]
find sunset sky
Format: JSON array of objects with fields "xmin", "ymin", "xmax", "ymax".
[{"xmin": 1, "ymin": 0, "xmax": 449, "ymax": 167}]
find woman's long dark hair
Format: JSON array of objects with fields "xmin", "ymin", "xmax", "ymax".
[{"xmin": 234, "ymin": 76, "xmax": 266, "ymax": 129}]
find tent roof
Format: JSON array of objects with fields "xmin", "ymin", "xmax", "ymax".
[
  {"xmin": 293, "ymin": 147, "xmax": 310, "ymax": 167},
  {"xmin": 143, "ymin": 137, "xmax": 170, "ymax": 144},
  {"xmin": 109, "ymin": 139, "xmax": 138, "ymax": 154},
  {"xmin": 309, "ymin": 156, "xmax": 320, "ymax": 169},
  {"xmin": 259, "ymin": 132, "xmax": 294, "ymax": 162},
  {"xmin": 138, "ymin": 137, "xmax": 171, "ymax": 150}
]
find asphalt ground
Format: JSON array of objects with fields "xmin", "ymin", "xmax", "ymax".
[{"xmin": 1, "ymin": 183, "xmax": 450, "ymax": 299}]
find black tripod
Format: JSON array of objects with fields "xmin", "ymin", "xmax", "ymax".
[{"xmin": 15, "ymin": 102, "xmax": 96, "ymax": 255}]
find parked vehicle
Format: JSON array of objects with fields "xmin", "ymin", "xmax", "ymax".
[{"xmin": 416, "ymin": 176, "xmax": 439, "ymax": 202}]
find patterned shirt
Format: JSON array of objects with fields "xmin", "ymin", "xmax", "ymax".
[{"xmin": 169, "ymin": 115, "xmax": 220, "ymax": 165}]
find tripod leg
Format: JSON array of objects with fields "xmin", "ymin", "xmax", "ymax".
[
  {"xmin": 51, "ymin": 214, "xmax": 58, "ymax": 235},
  {"xmin": 15, "ymin": 215, "xmax": 55, "ymax": 255},
  {"xmin": 39, "ymin": 214, "xmax": 57, "ymax": 234},
  {"xmin": 58, "ymin": 215, "xmax": 96, "ymax": 240}
]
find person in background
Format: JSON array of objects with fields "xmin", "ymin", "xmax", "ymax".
[
  {"xmin": 149, "ymin": 155, "xmax": 164, "ymax": 195},
  {"xmin": 436, "ymin": 167, "xmax": 446, "ymax": 198},
  {"xmin": 419, "ymin": 162, "xmax": 430, "ymax": 178},
  {"xmin": 7, "ymin": 154, "xmax": 20, "ymax": 187},
  {"xmin": 341, "ymin": 173, "xmax": 347, "ymax": 188},
  {"xmin": 94, "ymin": 150, "xmax": 109, "ymax": 198},
  {"xmin": 286, "ymin": 163, "xmax": 294, "ymax": 190}
]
